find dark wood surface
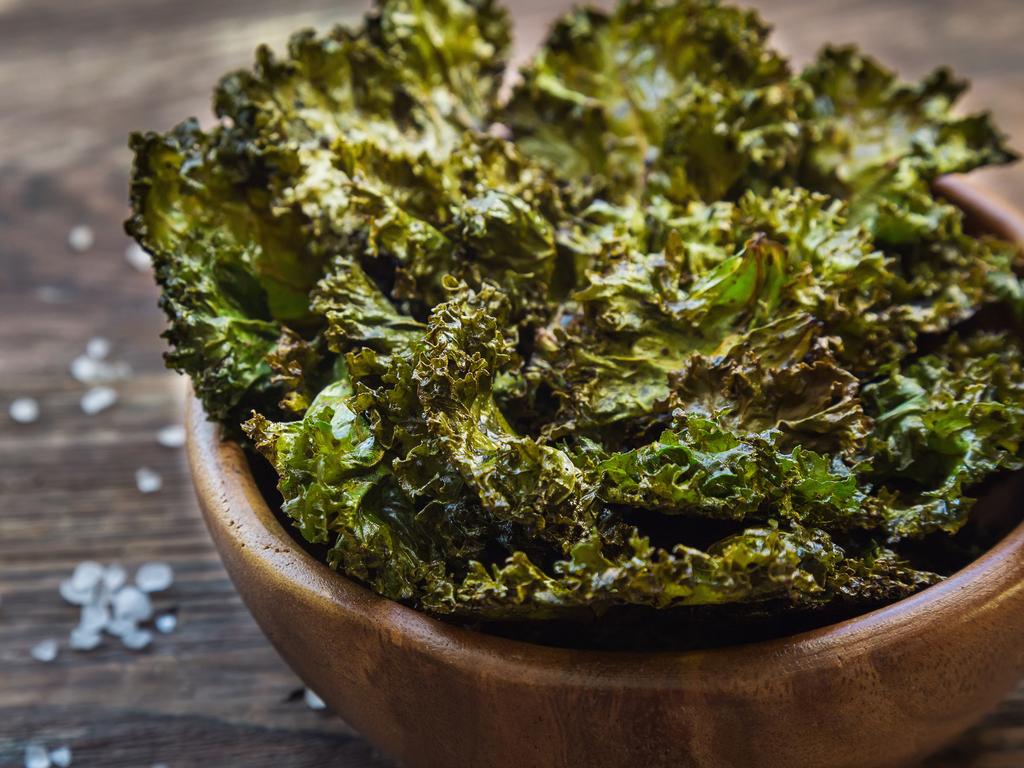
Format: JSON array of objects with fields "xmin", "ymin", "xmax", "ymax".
[{"xmin": 0, "ymin": 1, "xmax": 1021, "ymax": 766}]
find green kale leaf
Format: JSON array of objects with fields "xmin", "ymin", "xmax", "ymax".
[
  {"xmin": 863, "ymin": 334, "xmax": 1024, "ymax": 538},
  {"xmin": 501, "ymin": 0, "xmax": 798, "ymax": 201}
]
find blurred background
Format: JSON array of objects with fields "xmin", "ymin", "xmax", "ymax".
[{"xmin": 1, "ymin": 1, "xmax": 1022, "ymax": 766}]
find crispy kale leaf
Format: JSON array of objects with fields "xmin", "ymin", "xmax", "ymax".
[
  {"xmin": 863, "ymin": 334, "xmax": 1024, "ymax": 538},
  {"xmin": 667, "ymin": 352, "xmax": 869, "ymax": 456},
  {"xmin": 245, "ymin": 373, "xmax": 426, "ymax": 598},
  {"xmin": 595, "ymin": 417, "xmax": 880, "ymax": 530},
  {"xmin": 410, "ymin": 281, "xmax": 594, "ymax": 545},
  {"xmin": 127, "ymin": 0, "xmax": 516, "ymax": 420},
  {"xmin": 313, "ymin": 255, "xmax": 424, "ymax": 356},
  {"xmin": 246, "ymin": 365, "xmax": 493, "ymax": 602},
  {"xmin": 126, "ymin": 122, "xmax": 321, "ymax": 421},
  {"xmin": 501, "ymin": 0, "xmax": 799, "ymax": 201},
  {"xmin": 215, "ymin": 0, "xmax": 510, "ymax": 151},
  {"xmin": 531, "ymin": 189, "xmax": 890, "ymax": 434},
  {"xmin": 798, "ymin": 46, "xmax": 1015, "ymax": 203},
  {"xmin": 450, "ymin": 526, "xmax": 935, "ymax": 619}
]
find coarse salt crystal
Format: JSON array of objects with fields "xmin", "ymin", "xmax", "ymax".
[
  {"xmin": 48, "ymin": 747, "xmax": 72, "ymax": 768},
  {"xmin": 304, "ymin": 687, "xmax": 327, "ymax": 711},
  {"xmin": 78, "ymin": 603, "xmax": 110, "ymax": 634},
  {"xmin": 105, "ymin": 618, "xmax": 137, "ymax": 638},
  {"xmin": 85, "ymin": 337, "xmax": 111, "ymax": 360},
  {"xmin": 113, "ymin": 585, "xmax": 153, "ymax": 622},
  {"xmin": 55, "ymin": 559, "xmax": 178, "ymax": 655},
  {"xmin": 9, "ymin": 397, "xmax": 40, "ymax": 424},
  {"xmin": 30, "ymin": 638, "xmax": 59, "ymax": 663},
  {"xmin": 102, "ymin": 563, "xmax": 127, "ymax": 592},
  {"xmin": 125, "ymin": 242, "xmax": 152, "ymax": 272},
  {"xmin": 135, "ymin": 562, "xmax": 173, "ymax": 592},
  {"xmin": 155, "ymin": 614, "xmax": 178, "ymax": 634},
  {"xmin": 135, "ymin": 468, "xmax": 162, "ymax": 494},
  {"xmin": 69, "ymin": 625, "xmax": 102, "ymax": 651},
  {"xmin": 122, "ymin": 628, "xmax": 153, "ymax": 651},
  {"xmin": 24, "ymin": 744, "xmax": 51, "ymax": 768},
  {"xmin": 59, "ymin": 579, "xmax": 94, "ymax": 607},
  {"xmin": 80, "ymin": 386, "xmax": 117, "ymax": 415},
  {"xmin": 156, "ymin": 424, "xmax": 186, "ymax": 448},
  {"xmin": 68, "ymin": 225, "xmax": 95, "ymax": 253},
  {"xmin": 70, "ymin": 355, "xmax": 131, "ymax": 385},
  {"xmin": 69, "ymin": 356, "xmax": 98, "ymax": 383},
  {"xmin": 70, "ymin": 561, "xmax": 104, "ymax": 592}
]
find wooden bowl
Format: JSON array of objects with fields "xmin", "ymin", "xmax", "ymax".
[{"xmin": 187, "ymin": 176, "xmax": 1024, "ymax": 768}]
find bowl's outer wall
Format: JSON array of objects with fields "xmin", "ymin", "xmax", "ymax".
[{"xmin": 187, "ymin": 177, "xmax": 1024, "ymax": 768}]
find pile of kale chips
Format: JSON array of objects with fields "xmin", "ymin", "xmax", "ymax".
[{"xmin": 128, "ymin": 0, "xmax": 1024, "ymax": 649}]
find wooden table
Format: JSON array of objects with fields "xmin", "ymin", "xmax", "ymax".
[{"xmin": 0, "ymin": 1, "xmax": 1021, "ymax": 765}]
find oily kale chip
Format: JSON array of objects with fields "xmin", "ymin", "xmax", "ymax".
[
  {"xmin": 799, "ymin": 46, "xmax": 1014, "ymax": 201},
  {"xmin": 501, "ymin": 0, "xmax": 800, "ymax": 202},
  {"xmin": 132, "ymin": 0, "xmax": 1024, "ymax": 643},
  {"xmin": 409, "ymin": 282, "xmax": 594, "ymax": 545},
  {"xmin": 530, "ymin": 189, "xmax": 889, "ymax": 434},
  {"xmin": 126, "ymin": 122, "xmax": 320, "ymax": 421},
  {"xmin": 595, "ymin": 417, "xmax": 880, "ymax": 530},
  {"xmin": 127, "ymin": 0, "xmax": 516, "ymax": 421},
  {"xmin": 215, "ymin": 0, "xmax": 510, "ymax": 151},
  {"xmin": 862, "ymin": 334, "xmax": 1024, "ymax": 538},
  {"xmin": 451, "ymin": 526, "xmax": 936, "ymax": 619},
  {"xmin": 666, "ymin": 352, "xmax": 869, "ymax": 456},
  {"xmin": 312, "ymin": 255, "xmax": 424, "ymax": 357},
  {"xmin": 247, "ymin": 376, "xmax": 442, "ymax": 601}
]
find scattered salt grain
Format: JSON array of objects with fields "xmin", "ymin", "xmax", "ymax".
[
  {"xmin": 69, "ymin": 625, "xmax": 102, "ymax": 652},
  {"xmin": 70, "ymin": 561, "xmax": 104, "ymax": 592},
  {"xmin": 80, "ymin": 386, "xmax": 117, "ymax": 415},
  {"xmin": 135, "ymin": 467, "xmax": 162, "ymax": 494},
  {"xmin": 56, "ymin": 560, "xmax": 178, "ymax": 654},
  {"xmin": 304, "ymin": 688, "xmax": 327, "ymax": 711},
  {"xmin": 78, "ymin": 603, "xmax": 110, "ymax": 634},
  {"xmin": 58, "ymin": 579, "xmax": 94, "ymax": 607},
  {"xmin": 69, "ymin": 356, "xmax": 98, "ymax": 383},
  {"xmin": 156, "ymin": 424, "xmax": 186, "ymax": 448},
  {"xmin": 102, "ymin": 563, "xmax": 127, "ymax": 592},
  {"xmin": 70, "ymin": 355, "xmax": 131, "ymax": 385},
  {"xmin": 85, "ymin": 336, "xmax": 111, "ymax": 360},
  {"xmin": 135, "ymin": 562, "xmax": 174, "ymax": 593},
  {"xmin": 125, "ymin": 242, "xmax": 152, "ymax": 272},
  {"xmin": 155, "ymin": 613, "xmax": 178, "ymax": 634},
  {"xmin": 48, "ymin": 747, "xmax": 72, "ymax": 768},
  {"xmin": 122, "ymin": 628, "xmax": 153, "ymax": 651},
  {"xmin": 9, "ymin": 397, "xmax": 40, "ymax": 424},
  {"xmin": 67, "ymin": 225, "xmax": 95, "ymax": 253},
  {"xmin": 113, "ymin": 585, "xmax": 153, "ymax": 622},
  {"xmin": 24, "ymin": 744, "xmax": 50, "ymax": 768},
  {"xmin": 105, "ymin": 618, "xmax": 136, "ymax": 638},
  {"xmin": 30, "ymin": 638, "xmax": 59, "ymax": 663}
]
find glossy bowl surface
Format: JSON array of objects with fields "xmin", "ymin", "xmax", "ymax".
[{"xmin": 187, "ymin": 176, "xmax": 1024, "ymax": 768}]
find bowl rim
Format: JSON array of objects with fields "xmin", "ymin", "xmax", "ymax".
[{"xmin": 188, "ymin": 174, "xmax": 1024, "ymax": 675}]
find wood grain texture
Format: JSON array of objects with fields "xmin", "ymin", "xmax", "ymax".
[{"xmin": 0, "ymin": 1, "xmax": 1021, "ymax": 766}]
